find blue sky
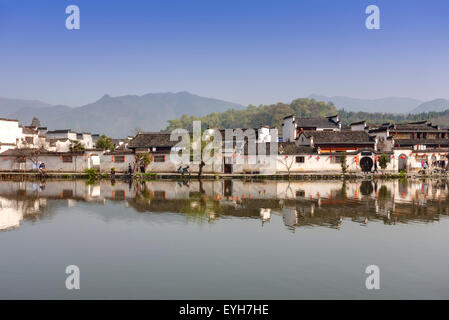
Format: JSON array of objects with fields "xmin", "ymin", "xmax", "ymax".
[{"xmin": 0, "ymin": 0, "xmax": 448, "ymax": 107}]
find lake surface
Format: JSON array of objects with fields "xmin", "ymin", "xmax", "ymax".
[{"xmin": 1, "ymin": 178, "xmax": 449, "ymax": 299}]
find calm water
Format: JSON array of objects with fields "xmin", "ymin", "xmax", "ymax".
[{"xmin": 1, "ymin": 178, "xmax": 449, "ymax": 299}]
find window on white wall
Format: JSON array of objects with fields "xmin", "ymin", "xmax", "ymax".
[
  {"xmin": 114, "ymin": 156, "xmax": 125, "ymax": 163},
  {"xmin": 62, "ymin": 156, "xmax": 73, "ymax": 163}
]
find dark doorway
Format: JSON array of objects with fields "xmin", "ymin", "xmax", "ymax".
[
  {"xmin": 224, "ymin": 164, "xmax": 232, "ymax": 174},
  {"xmin": 224, "ymin": 157, "xmax": 232, "ymax": 173},
  {"xmin": 224, "ymin": 180, "xmax": 233, "ymax": 196},
  {"xmin": 398, "ymin": 154, "xmax": 408, "ymax": 171},
  {"xmin": 360, "ymin": 157, "xmax": 373, "ymax": 172}
]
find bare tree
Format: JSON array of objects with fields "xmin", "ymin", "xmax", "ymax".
[
  {"xmin": 134, "ymin": 127, "xmax": 143, "ymax": 135},
  {"xmin": 23, "ymin": 138, "xmax": 48, "ymax": 176},
  {"xmin": 277, "ymin": 155, "xmax": 294, "ymax": 178}
]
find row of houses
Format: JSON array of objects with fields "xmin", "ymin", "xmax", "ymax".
[
  {"xmin": 1, "ymin": 114, "xmax": 448, "ymax": 174},
  {"xmin": 0, "ymin": 117, "xmax": 101, "ymax": 153}
]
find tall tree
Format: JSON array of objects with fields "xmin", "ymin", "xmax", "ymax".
[{"xmin": 96, "ymin": 135, "xmax": 114, "ymax": 151}]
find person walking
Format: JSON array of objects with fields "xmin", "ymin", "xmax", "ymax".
[
  {"xmin": 423, "ymin": 161, "xmax": 428, "ymax": 174},
  {"xmin": 373, "ymin": 159, "xmax": 378, "ymax": 173},
  {"xmin": 128, "ymin": 163, "xmax": 133, "ymax": 175}
]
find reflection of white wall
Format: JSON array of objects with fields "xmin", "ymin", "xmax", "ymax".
[
  {"xmin": 260, "ymin": 208, "xmax": 271, "ymax": 222},
  {"xmin": 0, "ymin": 197, "xmax": 41, "ymax": 230},
  {"xmin": 0, "ymin": 207, "xmax": 22, "ymax": 230},
  {"xmin": 282, "ymin": 207, "xmax": 297, "ymax": 227}
]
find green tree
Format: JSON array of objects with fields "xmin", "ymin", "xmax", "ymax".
[
  {"xmin": 96, "ymin": 135, "xmax": 114, "ymax": 151},
  {"xmin": 378, "ymin": 153, "xmax": 390, "ymax": 174},
  {"xmin": 136, "ymin": 153, "xmax": 152, "ymax": 167},
  {"xmin": 69, "ymin": 140, "xmax": 85, "ymax": 152},
  {"xmin": 340, "ymin": 152, "xmax": 348, "ymax": 174}
]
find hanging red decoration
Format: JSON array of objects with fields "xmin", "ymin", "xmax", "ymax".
[{"xmin": 316, "ymin": 156, "xmax": 320, "ymax": 160}]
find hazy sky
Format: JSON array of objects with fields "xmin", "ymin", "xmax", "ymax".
[{"xmin": 0, "ymin": 0, "xmax": 448, "ymax": 107}]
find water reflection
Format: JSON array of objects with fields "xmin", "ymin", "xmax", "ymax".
[{"xmin": 1, "ymin": 179, "xmax": 449, "ymax": 231}]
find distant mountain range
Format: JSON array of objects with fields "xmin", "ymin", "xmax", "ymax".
[
  {"xmin": 1, "ymin": 92, "xmax": 449, "ymax": 137},
  {"xmin": 0, "ymin": 97, "xmax": 52, "ymax": 115},
  {"xmin": 0, "ymin": 92, "xmax": 244, "ymax": 137},
  {"xmin": 410, "ymin": 99, "xmax": 449, "ymax": 114},
  {"xmin": 308, "ymin": 94, "xmax": 449, "ymax": 114},
  {"xmin": 308, "ymin": 95, "xmax": 424, "ymax": 114}
]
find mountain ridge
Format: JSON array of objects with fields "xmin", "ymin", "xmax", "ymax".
[
  {"xmin": 0, "ymin": 92, "xmax": 244, "ymax": 137},
  {"xmin": 410, "ymin": 98, "xmax": 449, "ymax": 114},
  {"xmin": 307, "ymin": 94, "xmax": 423, "ymax": 114}
]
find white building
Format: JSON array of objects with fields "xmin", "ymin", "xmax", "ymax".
[{"xmin": 0, "ymin": 118, "xmax": 21, "ymax": 153}]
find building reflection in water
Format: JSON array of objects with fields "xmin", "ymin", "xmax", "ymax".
[{"xmin": 1, "ymin": 178, "xmax": 449, "ymax": 231}]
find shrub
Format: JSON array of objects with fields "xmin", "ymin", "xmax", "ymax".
[{"xmin": 84, "ymin": 168, "xmax": 99, "ymax": 180}]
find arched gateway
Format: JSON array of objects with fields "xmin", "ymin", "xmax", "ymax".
[
  {"xmin": 398, "ymin": 154, "xmax": 408, "ymax": 171},
  {"xmin": 360, "ymin": 157, "xmax": 373, "ymax": 172}
]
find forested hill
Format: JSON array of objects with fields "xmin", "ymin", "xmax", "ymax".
[
  {"xmin": 165, "ymin": 98, "xmax": 338, "ymax": 131},
  {"xmin": 165, "ymin": 98, "xmax": 449, "ymax": 131}
]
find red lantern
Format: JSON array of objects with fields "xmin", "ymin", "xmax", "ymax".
[{"xmin": 316, "ymin": 156, "xmax": 320, "ymax": 160}]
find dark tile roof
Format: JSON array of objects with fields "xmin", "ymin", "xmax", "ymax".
[
  {"xmin": 302, "ymin": 130, "xmax": 374, "ymax": 144},
  {"xmin": 295, "ymin": 117, "xmax": 339, "ymax": 129},
  {"xmin": 394, "ymin": 139, "xmax": 449, "ymax": 146},
  {"xmin": 278, "ymin": 142, "xmax": 314, "ymax": 155},
  {"xmin": 21, "ymin": 127, "xmax": 37, "ymax": 135},
  {"xmin": 0, "ymin": 118, "xmax": 19, "ymax": 122},
  {"xmin": 350, "ymin": 120, "xmax": 366, "ymax": 126},
  {"xmin": 392, "ymin": 122, "xmax": 441, "ymax": 131},
  {"xmin": 242, "ymin": 142, "xmax": 313, "ymax": 155},
  {"xmin": 103, "ymin": 150, "xmax": 134, "ymax": 155},
  {"xmin": 47, "ymin": 129, "xmax": 74, "ymax": 134},
  {"xmin": 368, "ymin": 127, "xmax": 390, "ymax": 133},
  {"xmin": 128, "ymin": 132, "xmax": 181, "ymax": 148},
  {"xmin": 0, "ymin": 149, "xmax": 85, "ymax": 156}
]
